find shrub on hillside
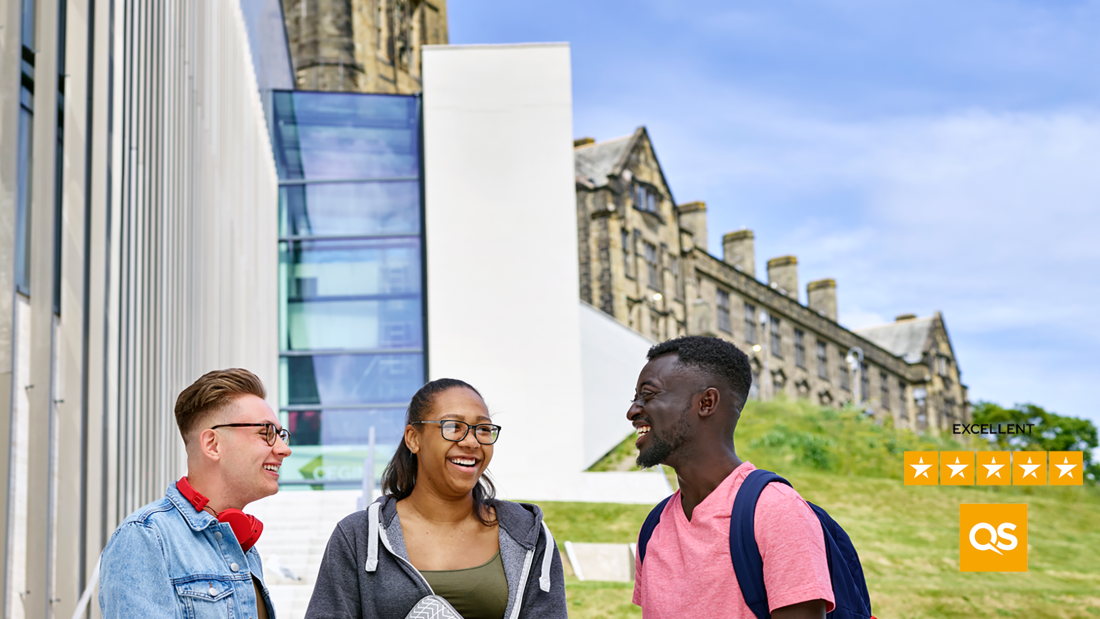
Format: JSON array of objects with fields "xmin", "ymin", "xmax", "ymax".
[{"xmin": 737, "ymin": 399, "xmax": 967, "ymax": 478}]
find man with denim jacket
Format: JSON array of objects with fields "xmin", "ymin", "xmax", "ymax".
[{"xmin": 99, "ymin": 369, "xmax": 291, "ymax": 619}]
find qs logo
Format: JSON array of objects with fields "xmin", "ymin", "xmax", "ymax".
[{"xmin": 959, "ymin": 504, "xmax": 1028, "ymax": 572}]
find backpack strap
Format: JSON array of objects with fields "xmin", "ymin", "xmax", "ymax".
[
  {"xmin": 730, "ymin": 469, "xmax": 792, "ymax": 619},
  {"xmin": 637, "ymin": 495, "xmax": 672, "ymax": 564}
]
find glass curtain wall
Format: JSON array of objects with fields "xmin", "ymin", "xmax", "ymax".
[{"xmin": 270, "ymin": 91, "xmax": 424, "ymax": 488}]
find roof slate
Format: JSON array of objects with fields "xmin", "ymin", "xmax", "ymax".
[
  {"xmin": 853, "ymin": 317, "xmax": 935, "ymax": 364},
  {"xmin": 574, "ymin": 134, "xmax": 633, "ymax": 187}
]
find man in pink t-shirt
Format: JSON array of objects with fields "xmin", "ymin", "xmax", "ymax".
[{"xmin": 629, "ymin": 336, "xmax": 834, "ymax": 618}]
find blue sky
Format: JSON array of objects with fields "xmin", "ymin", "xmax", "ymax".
[{"xmin": 451, "ymin": 0, "xmax": 1100, "ymax": 427}]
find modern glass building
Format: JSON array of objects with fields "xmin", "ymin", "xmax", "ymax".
[{"xmin": 268, "ymin": 91, "xmax": 426, "ymax": 488}]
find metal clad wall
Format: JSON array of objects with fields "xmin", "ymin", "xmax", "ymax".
[
  {"xmin": 101, "ymin": 0, "xmax": 279, "ymax": 526},
  {"xmin": 0, "ymin": 1, "xmax": 278, "ymax": 617}
]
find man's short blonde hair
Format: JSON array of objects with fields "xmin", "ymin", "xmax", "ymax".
[{"xmin": 174, "ymin": 368, "xmax": 266, "ymax": 444}]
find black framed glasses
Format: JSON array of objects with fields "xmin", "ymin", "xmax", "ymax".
[
  {"xmin": 210, "ymin": 423, "xmax": 291, "ymax": 446},
  {"xmin": 412, "ymin": 420, "xmax": 501, "ymax": 445}
]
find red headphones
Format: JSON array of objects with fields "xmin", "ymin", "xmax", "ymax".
[{"xmin": 176, "ymin": 477, "xmax": 264, "ymax": 552}]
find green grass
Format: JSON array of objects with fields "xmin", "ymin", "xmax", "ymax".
[{"xmin": 540, "ymin": 399, "xmax": 1100, "ymax": 619}]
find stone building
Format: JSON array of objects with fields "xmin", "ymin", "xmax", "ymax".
[
  {"xmin": 574, "ymin": 128, "xmax": 969, "ymax": 434},
  {"xmin": 282, "ymin": 0, "xmax": 449, "ymax": 93}
]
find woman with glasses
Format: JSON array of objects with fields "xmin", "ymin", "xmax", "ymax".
[{"xmin": 304, "ymin": 378, "xmax": 567, "ymax": 619}]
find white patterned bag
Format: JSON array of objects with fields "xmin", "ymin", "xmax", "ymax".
[{"xmin": 404, "ymin": 595, "xmax": 464, "ymax": 619}]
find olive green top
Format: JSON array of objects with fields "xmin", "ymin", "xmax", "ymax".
[{"xmin": 421, "ymin": 551, "xmax": 508, "ymax": 619}]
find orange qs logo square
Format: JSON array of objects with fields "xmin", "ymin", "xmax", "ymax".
[
  {"xmin": 940, "ymin": 451, "xmax": 975, "ymax": 486},
  {"xmin": 976, "ymin": 451, "xmax": 1011, "ymax": 486},
  {"xmin": 1012, "ymin": 451, "xmax": 1047, "ymax": 486},
  {"xmin": 1049, "ymin": 451, "xmax": 1084, "ymax": 486},
  {"xmin": 960, "ymin": 504, "xmax": 1028, "ymax": 572},
  {"xmin": 903, "ymin": 451, "xmax": 938, "ymax": 485}
]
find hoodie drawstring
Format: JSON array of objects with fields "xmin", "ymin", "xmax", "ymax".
[
  {"xmin": 539, "ymin": 521, "xmax": 554, "ymax": 592},
  {"xmin": 365, "ymin": 501, "xmax": 380, "ymax": 572}
]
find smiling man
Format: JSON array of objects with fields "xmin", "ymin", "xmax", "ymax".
[
  {"xmin": 629, "ymin": 336, "xmax": 834, "ymax": 619},
  {"xmin": 99, "ymin": 368, "xmax": 291, "ymax": 619}
]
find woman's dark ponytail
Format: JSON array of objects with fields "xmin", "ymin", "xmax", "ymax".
[{"xmin": 381, "ymin": 378, "xmax": 498, "ymax": 525}]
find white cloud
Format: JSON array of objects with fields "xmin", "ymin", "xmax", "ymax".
[
  {"xmin": 753, "ymin": 109, "xmax": 1100, "ymax": 420},
  {"xmin": 838, "ymin": 307, "xmax": 889, "ymax": 331},
  {"xmin": 629, "ymin": 99, "xmax": 1100, "ymax": 422},
  {"xmin": 563, "ymin": 4, "xmax": 1100, "ymax": 424}
]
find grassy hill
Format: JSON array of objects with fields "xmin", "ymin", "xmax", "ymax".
[{"xmin": 539, "ymin": 399, "xmax": 1100, "ymax": 619}]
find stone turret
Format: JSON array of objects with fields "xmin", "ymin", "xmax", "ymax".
[
  {"xmin": 807, "ymin": 278, "xmax": 837, "ymax": 321},
  {"xmin": 767, "ymin": 256, "xmax": 798, "ymax": 301},
  {"xmin": 722, "ymin": 229, "xmax": 754, "ymax": 277},
  {"xmin": 677, "ymin": 202, "xmax": 707, "ymax": 252}
]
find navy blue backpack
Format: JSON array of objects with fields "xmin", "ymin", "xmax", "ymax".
[{"xmin": 638, "ymin": 469, "xmax": 874, "ymax": 619}]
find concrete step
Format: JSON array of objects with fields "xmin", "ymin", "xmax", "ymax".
[{"xmin": 249, "ymin": 489, "xmax": 366, "ymax": 619}]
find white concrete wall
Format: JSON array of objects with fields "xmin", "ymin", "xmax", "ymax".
[
  {"xmin": 423, "ymin": 44, "xmax": 669, "ymax": 503},
  {"xmin": 423, "ymin": 43, "xmax": 583, "ymax": 492},
  {"xmin": 579, "ymin": 302, "xmax": 656, "ymax": 467}
]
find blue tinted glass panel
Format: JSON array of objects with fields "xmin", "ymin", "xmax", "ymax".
[
  {"xmin": 271, "ymin": 91, "xmax": 420, "ymax": 181},
  {"xmin": 283, "ymin": 354, "xmax": 423, "ymax": 407},
  {"xmin": 279, "ymin": 238, "xmax": 422, "ymax": 351},
  {"xmin": 279, "ymin": 181, "xmax": 420, "ymax": 237},
  {"xmin": 15, "ymin": 107, "xmax": 33, "ymax": 295},
  {"xmin": 277, "ymin": 408, "xmax": 406, "ymax": 486},
  {"xmin": 285, "ymin": 408, "xmax": 406, "ymax": 447},
  {"xmin": 21, "ymin": 0, "xmax": 35, "ymax": 49},
  {"xmin": 287, "ymin": 299, "xmax": 422, "ymax": 351},
  {"xmin": 281, "ymin": 238, "xmax": 421, "ymax": 297}
]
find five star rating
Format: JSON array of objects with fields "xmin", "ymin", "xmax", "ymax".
[{"xmin": 903, "ymin": 451, "xmax": 1084, "ymax": 485}]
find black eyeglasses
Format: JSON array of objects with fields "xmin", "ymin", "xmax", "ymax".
[
  {"xmin": 210, "ymin": 423, "xmax": 291, "ymax": 446},
  {"xmin": 412, "ymin": 420, "xmax": 501, "ymax": 445}
]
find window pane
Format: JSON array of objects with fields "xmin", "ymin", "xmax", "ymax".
[
  {"xmin": 281, "ymin": 238, "xmax": 421, "ymax": 294},
  {"xmin": 287, "ymin": 298, "xmax": 422, "ymax": 351},
  {"xmin": 744, "ymin": 303, "xmax": 756, "ymax": 344},
  {"xmin": 280, "ymin": 238, "xmax": 422, "ymax": 349},
  {"xmin": 621, "ymin": 228, "xmax": 631, "ymax": 276},
  {"xmin": 272, "ymin": 91, "xmax": 420, "ymax": 181},
  {"xmin": 770, "ymin": 317, "xmax": 782, "ymax": 357},
  {"xmin": 861, "ymin": 362, "xmax": 869, "ymax": 402},
  {"xmin": 277, "ymin": 408, "xmax": 408, "ymax": 486},
  {"xmin": 716, "ymin": 290, "xmax": 731, "ymax": 333},
  {"xmin": 279, "ymin": 182, "xmax": 420, "ymax": 237},
  {"xmin": 817, "ymin": 341, "xmax": 829, "ymax": 379},
  {"xmin": 282, "ymin": 353, "xmax": 424, "ymax": 407},
  {"xmin": 21, "ymin": 0, "xmax": 35, "ymax": 48},
  {"xmin": 15, "ymin": 107, "xmax": 33, "ymax": 295}
]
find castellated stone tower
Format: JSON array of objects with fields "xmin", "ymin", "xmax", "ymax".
[{"xmin": 283, "ymin": 0, "xmax": 448, "ymax": 93}]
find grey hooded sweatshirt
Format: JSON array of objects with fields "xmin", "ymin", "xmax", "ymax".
[{"xmin": 303, "ymin": 496, "xmax": 568, "ymax": 619}]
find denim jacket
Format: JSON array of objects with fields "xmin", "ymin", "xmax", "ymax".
[{"xmin": 99, "ymin": 482, "xmax": 275, "ymax": 619}]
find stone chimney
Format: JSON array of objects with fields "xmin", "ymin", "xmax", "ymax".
[
  {"xmin": 767, "ymin": 256, "xmax": 798, "ymax": 301},
  {"xmin": 807, "ymin": 278, "xmax": 837, "ymax": 321},
  {"xmin": 677, "ymin": 202, "xmax": 707, "ymax": 252},
  {"xmin": 722, "ymin": 229, "xmax": 754, "ymax": 277},
  {"xmin": 895, "ymin": 313, "xmax": 917, "ymax": 322},
  {"xmin": 574, "ymin": 137, "xmax": 595, "ymax": 147}
]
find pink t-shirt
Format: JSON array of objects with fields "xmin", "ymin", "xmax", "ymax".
[{"xmin": 633, "ymin": 462, "xmax": 835, "ymax": 617}]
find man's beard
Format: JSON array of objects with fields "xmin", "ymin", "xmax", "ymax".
[{"xmin": 636, "ymin": 409, "xmax": 691, "ymax": 469}]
